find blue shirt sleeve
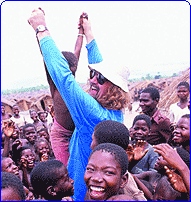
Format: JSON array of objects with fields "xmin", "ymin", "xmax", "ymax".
[{"xmin": 40, "ymin": 37, "xmax": 104, "ymax": 129}]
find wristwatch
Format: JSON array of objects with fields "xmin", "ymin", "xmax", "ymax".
[{"xmin": 36, "ymin": 25, "xmax": 48, "ymax": 35}]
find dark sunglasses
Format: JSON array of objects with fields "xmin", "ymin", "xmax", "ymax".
[{"xmin": 90, "ymin": 69, "xmax": 107, "ymax": 85}]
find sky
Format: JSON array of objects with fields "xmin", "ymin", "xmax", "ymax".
[{"xmin": 1, "ymin": 1, "xmax": 190, "ymax": 91}]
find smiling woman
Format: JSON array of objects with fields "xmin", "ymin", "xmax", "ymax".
[{"xmin": 84, "ymin": 143, "xmax": 133, "ymax": 201}]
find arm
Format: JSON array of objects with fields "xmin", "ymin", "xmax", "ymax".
[
  {"xmin": 74, "ymin": 12, "xmax": 88, "ymax": 62},
  {"xmin": 153, "ymin": 143, "xmax": 190, "ymax": 194},
  {"xmin": 132, "ymin": 175, "xmax": 153, "ymax": 201}
]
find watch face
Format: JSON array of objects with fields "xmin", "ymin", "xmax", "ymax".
[{"xmin": 38, "ymin": 25, "xmax": 46, "ymax": 31}]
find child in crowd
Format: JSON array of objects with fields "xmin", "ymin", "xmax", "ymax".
[
  {"xmin": 10, "ymin": 104, "xmax": 26, "ymax": 128},
  {"xmin": 13, "ymin": 146, "xmax": 36, "ymax": 191},
  {"xmin": 127, "ymin": 114, "xmax": 158, "ymax": 174},
  {"xmin": 172, "ymin": 114, "xmax": 190, "ymax": 153},
  {"xmin": 29, "ymin": 109, "xmax": 46, "ymax": 132},
  {"xmin": 134, "ymin": 144, "xmax": 190, "ymax": 200},
  {"xmin": 30, "ymin": 159, "xmax": 74, "ymax": 201},
  {"xmin": 38, "ymin": 111, "xmax": 48, "ymax": 129},
  {"xmin": 169, "ymin": 81, "xmax": 190, "ymax": 125},
  {"xmin": 1, "ymin": 157, "xmax": 34, "ymax": 200},
  {"xmin": 89, "ymin": 120, "xmax": 147, "ymax": 201},
  {"xmin": 1, "ymin": 172, "xmax": 26, "ymax": 201},
  {"xmin": 37, "ymin": 127, "xmax": 50, "ymax": 142},
  {"xmin": 84, "ymin": 143, "xmax": 133, "ymax": 201},
  {"xmin": 90, "ymin": 120, "xmax": 130, "ymax": 150},
  {"xmin": 22, "ymin": 123, "xmax": 38, "ymax": 154},
  {"xmin": 34, "ymin": 138, "xmax": 54, "ymax": 162}
]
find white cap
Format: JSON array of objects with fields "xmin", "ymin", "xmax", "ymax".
[{"xmin": 89, "ymin": 60, "xmax": 130, "ymax": 92}]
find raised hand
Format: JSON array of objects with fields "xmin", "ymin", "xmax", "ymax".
[
  {"xmin": 164, "ymin": 165, "xmax": 187, "ymax": 193},
  {"xmin": 126, "ymin": 144, "xmax": 135, "ymax": 162},
  {"xmin": 133, "ymin": 140, "xmax": 149, "ymax": 160},
  {"xmin": 3, "ymin": 120, "xmax": 15, "ymax": 138},
  {"xmin": 78, "ymin": 12, "xmax": 88, "ymax": 33},
  {"xmin": 21, "ymin": 157, "xmax": 28, "ymax": 168},
  {"xmin": 28, "ymin": 7, "xmax": 46, "ymax": 31}
]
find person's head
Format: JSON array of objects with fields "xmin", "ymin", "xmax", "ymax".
[
  {"xmin": 172, "ymin": 114, "xmax": 190, "ymax": 146},
  {"xmin": 23, "ymin": 123, "xmax": 37, "ymax": 144},
  {"xmin": 88, "ymin": 61, "xmax": 130, "ymax": 111},
  {"xmin": 38, "ymin": 127, "xmax": 49, "ymax": 141},
  {"xmin": 132, "ymin": 114, "xmax": 151, "ymax": 141},
  {"xmin": 1, "ymin": 157, "xmax": 19, "ymax": 177},
  {"xmin": 30, "ymin": 160, "xmax": 74, "ymax": 201},
  {"xmin": 61, "ymin": 51, "xmax": 78, "ymax": 76},
  {"xmin": 12, "ymin": 104, "xmax": 20, "ymax": 116},
  {"xmin": 154, "ymin": 146, "xmax": 190, "ymax": 172},
  {"xmin": 34, "ymin": 138, "xmax": 51, "ymax": 158},
  {"xmin": 153, "ymin": 176, "xmax": 183, "ymax": 201},
  {"xmin": 139, "ymin": 87, "xmax": 160, "ymax": 115},
  {"xmin": 15, "ymin": 146, "xmax": 35, "ymax": 170},
  {"xmin": 177, "ymin": 81, "xmax": 190, "ymax": 101},
  {"xmin": 1, "ymin": 172, "xmax": 26, "ymax": 201},
  {"xmin": 30, "ymin": 110, "xmax": 39, "ymax": 122},
  {"xmin": 84, "ymin": 143, "xmax": 129, "ymax": 201},
  {"xmin": 1, "ymin": 104, "xmax": 5, "ymax": 115},
  {"xmin": 91, "ymin": 120, "xmax": 130, "ymax": 150},
  {"xmin": 38, "ymin": 111, "xmax": 47, "ymax": 122}
]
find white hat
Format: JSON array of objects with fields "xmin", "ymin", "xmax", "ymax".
[{"xmin": 89, "ymin": 60, "xmax": 130, "ymax": 92}]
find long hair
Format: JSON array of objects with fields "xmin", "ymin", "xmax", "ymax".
[{"xmin": 96, "ymin": 84, "xmax": 131, "ymax": 111}]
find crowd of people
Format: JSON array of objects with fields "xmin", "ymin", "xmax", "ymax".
[{"xmin": 1, "ymin": 8, "xmax": 190, "ymax": 201}]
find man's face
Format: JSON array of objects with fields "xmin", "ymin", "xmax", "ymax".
[
  {"xmin": 13, "ymin": 106, "xmax": 19, "ymax": 116},
  {"xmin": 88, "ymin": 69, "xmax": 113, "ymax": 100},
  {"xmin": 177, "ymin": 85, "xmax": 189, "ymax": 100},
  {"xmin": 139, "ymin": 93, "xmax": 157, "ymax": 115}
]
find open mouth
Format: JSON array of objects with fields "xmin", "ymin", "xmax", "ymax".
[
  {"xmin": 14, "ymin": 170, "xmax": 19, "ymax": 176},
  {"xmin": 89, "ymin": 186, "xmax": 105, "ymax": 199},
  {"xmin": 28, "ymin": 160, "xmax": 35, "ymax": 167}
]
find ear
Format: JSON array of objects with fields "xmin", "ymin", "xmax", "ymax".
[
  {"xmin": 119, "ymin": 172, "xmax": 128, "ymax": 189},
  {"xmin": 47, "ymin": 186, "xmax": 57, "ymax": 196}
]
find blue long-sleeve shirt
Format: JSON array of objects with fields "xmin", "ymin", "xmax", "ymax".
[{"xmin": 40, "ymin": 36, "xmax": 123, "ymax": 201}]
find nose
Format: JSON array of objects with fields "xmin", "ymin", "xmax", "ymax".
[
  {"xmin": 173, "ymin": 128, "xmax": 180, "ymax": 135},
  {"xmin": 91, "ymin": 171, "xmax": 103, "ymax": 183},
  {"xmin": 90, "ymin": 74, "xmax": 98, "ymax": 84},
  {"xmin": 70, "ymin": 178, "xmax": 74, "ymax": 184}
]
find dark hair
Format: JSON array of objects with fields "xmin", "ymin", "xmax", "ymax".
[
  {"xmin": 30, "ymin": 160, "xmax": 65, "ymax": 197},
  {"xmin": 141, "ymin": 87, "xmax": 160, "ymax": 101},
  {"xmin": 177, "ymin": 81, "xmax": 190, "ymax": 91},
  {"xmin": 38, "ymin": 127, "xmax": 48, "ymax": 134},
  {"xmin": 132, "ymin": 114, "xmax": 151, "ymax": 130},
  {"xmin": 1, "ymin": 103, "xmax": 5, "ymax": 107},
  {"xmin": 38, "ymin": 111, "xmax": 44, "ymax": 116},
  {"xmin": 12, "ymin": 146, "xmax": 32, "ymax": 166},
  {"xmin": 1, "ymin": 172, "xmax": 26, "ymax": 201},
  {"xmin": 23, "ymin": 123, "xmax": 36, "ymax": 134},
  {"xmin": 181, "ymin": 114, "xmax": 190, "ymax": 119},
  {"xmin": 61, "ymin": 51, "xmax": 78, "ymax": 76},
  {"xmin": 93, "ymin": 120, "xmax": 129, "ymax": 150},
  {"xmin": 89, "ymin": 143, "xmax": 129, "ymax": 176}
]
